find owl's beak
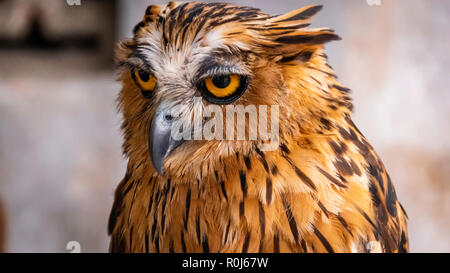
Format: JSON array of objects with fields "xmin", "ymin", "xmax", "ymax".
[{"xmin": 149, "ymin": 108, "xmax": 185, "ymax": 175}]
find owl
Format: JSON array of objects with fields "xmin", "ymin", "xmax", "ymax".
[{"xmin": 108, "ymin": 2, "xmax": 408, "ymax": 253}]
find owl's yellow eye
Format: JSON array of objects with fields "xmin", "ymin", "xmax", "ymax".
[
  {"xmin": 132, "ymin": 68, "xmax": 157, "ymax": 96},
  {"xmin": 205, "ymin": 75, "xmax": 241, "ymax": 98},
  {"xmin": 200, "ymin": 74, "xmax": 248, "ymax": 104}
]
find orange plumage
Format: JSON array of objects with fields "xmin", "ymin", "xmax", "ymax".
[{"xmin": 108, "ymin": 2, "xmax": 408, "ymax": 253}]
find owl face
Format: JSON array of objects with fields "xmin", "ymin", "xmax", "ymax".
[{"xmin": 116, "ymin": 2, "xmax": 340, "ymax": 176}]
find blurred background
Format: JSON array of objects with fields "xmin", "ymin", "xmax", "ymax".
[{"xmin": 0, "ymin": 0, "xmax": 448, "ymax": 253}]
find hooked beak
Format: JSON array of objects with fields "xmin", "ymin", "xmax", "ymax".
[{"xmin": 149, "ymin": 107, "xmax": 185, "ymax": 175}]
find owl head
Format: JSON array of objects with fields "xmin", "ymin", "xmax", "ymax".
[{"xmin": 116, "ymin": 2, "xmax": 347, "ymax": 178}]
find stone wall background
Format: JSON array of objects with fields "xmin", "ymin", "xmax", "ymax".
[{"xmin": 0, "ymin": 0, "xmax": 448, "ymax": 252}]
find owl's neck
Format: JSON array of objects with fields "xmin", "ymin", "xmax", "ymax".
[{"xmin": 114, "ymin": 118, "xmax": 370, "ymax": 252}]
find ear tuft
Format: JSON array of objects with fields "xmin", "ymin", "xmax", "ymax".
[
  {"xmin": 275, "ymin": 31, "xmax": 341, "ymax": 45},
  {"xmin": 271, "ymin": 5, "xmax": 323, "ymax": 24},
  {"xmin": 260, "ymin": 5, "xmax": 340, "ymax": 48}
]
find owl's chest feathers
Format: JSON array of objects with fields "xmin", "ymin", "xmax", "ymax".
[{"xmin": 120, "ymin": 137, "xmax": 373, "ymax": 253}]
